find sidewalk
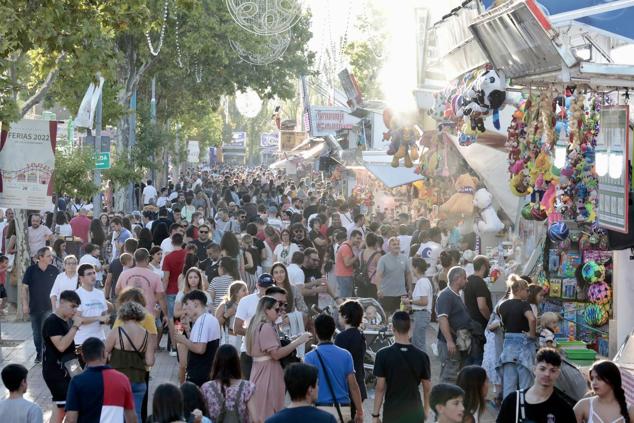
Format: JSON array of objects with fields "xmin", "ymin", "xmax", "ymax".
[{"xmin": 1, "ymin": 318, "xmax": 496, "ymax": 422}]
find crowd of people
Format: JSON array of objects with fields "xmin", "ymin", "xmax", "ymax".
[{"xmin": 0, "ymin": 166, "xmax": 633, "ymax": 423}]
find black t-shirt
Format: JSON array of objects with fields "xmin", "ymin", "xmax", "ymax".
[
  {"xmin": 108, "ymin": 258, "xmax": 123, "ymax": 299},
  {"xmin": 463, "ymin": 275, "xmax": 493, "ymax": 328},
  {"xmin": 497, "ymin": 388, "xmax": 576, "ymax": 423},
  {"xmin": 373, "ymin": 343, "xmax": 431, "ymax": 423},
  {"xmin": 22, "ymin": 264, "xmax": 58, "ymax": 313},
  {"xmin": 498, "ymin": 299, "xmax": 532, "ymax": 333},
  {"xmin": 42, "ymin": 313, "xmax": 75, "ymax": 375},
  {"xmin": 335, "ymin": 328, "xmax": 367, "ymax": 400},
  {"xmin": 293, "ymin": 237, "xmax": 314, "ymax": 252},
  {"xmin": 302, "ymin": 266, "xmax": 322, "ymax": 309},
  {"xmin": 200, "ymin": 258, "xmax": 219, "ymax": 281},
  {"xmin": 304, "ymin": 205, "xmax": 319, "ymax": 220},
  {"xmin": 192, "ymin": 239, "xmax": 213, "ymax": 262}
]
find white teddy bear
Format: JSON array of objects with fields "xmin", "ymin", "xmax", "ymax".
[{"xmin": 473, "ymin": 188, "xmax": 505, "ymax": 235}]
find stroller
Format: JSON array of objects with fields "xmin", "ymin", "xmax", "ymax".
[{"xmin": 314, "ymin": 297, "xmax": 394, "ymax": 387}]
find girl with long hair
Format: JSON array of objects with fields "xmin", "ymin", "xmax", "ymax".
[
  {"xmin": 220, "ymin": 231, "xmax": 246, "ymax": 281},
  {"xmin": 215, "ymin": 281, "xmax": 248, "ymax": 351},
  {"xmin": 273, "ymin": 229, "xmax": 299, "ymax": 266},
  {"xmin": 148, "ymin": 383, "xmax": 186, "ymax": 423},
  {"xmin": 271, "ymin": 262, "xmax": 307, "ymax": 314},
  {"xmin": 52, "ymin": 238, "xmax": 67, "ymax": 272},
  {"xmin": 245, "ymin": 296, "xmax": 311, "ymax": 422},
  {"xmin": 575, "ymin": 360, "xmax": 634, "ymax": 423},
  {"xmin": 241, "ymin": 234, "xmax": 259, "ymax": 291},
  {"xmin": 201, "ymin": 344, "xmax": 257, "ymax": 423},
  {"xmin": 457, "ymin": 365, "xmax": 489, "ymax": 423},
  {"xmin": 180, "ymin": 382, "xmax": 212, "ymax": 423}
]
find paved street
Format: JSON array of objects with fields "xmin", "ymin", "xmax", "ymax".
[{"xmin": 0, "ymin": 316, "xmax": 497, "ymax": 422}]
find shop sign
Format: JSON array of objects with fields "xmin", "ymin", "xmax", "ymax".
[
  {"xmin": 225, "ymin": 132, "xmax": 246, "ymax": 150},
  {"xmin": 187, "ymin": 140, "xmax": 200, "ymax": 163},
  {"xmin": 309, "ymin": 106, "xmax": 360, "ymax": 137},
  {"xmin": 260, "ymin": 133, "xmax": 279, "ymax": 150},
  {"xmin": 597, "ymin": 105, "xmax": 629, "ymax": 233},
  {"xmin": 0, "ymin": 119, "xmax": 57, "ymax": 209},
  {"xmin": 95, "ymin": 152, "xmax": 110, "ymax": 169}
]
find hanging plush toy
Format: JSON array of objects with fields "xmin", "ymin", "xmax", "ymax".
[
  {"xmin": 473, "ymin": 188, "xmax": 505, "ymax": 235},
  {"xmin": 439, "ymin": 174, "xmax": 479, "ymax": 219}
]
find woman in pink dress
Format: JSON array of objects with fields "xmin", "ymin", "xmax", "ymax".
[{"xmin": 245, "ymin": 296, "xmax": 311, "ymax": 422}]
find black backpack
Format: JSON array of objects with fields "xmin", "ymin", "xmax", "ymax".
[{"xmin": 353, "ymin": 251, "xmax": 380, "ymax": 291}]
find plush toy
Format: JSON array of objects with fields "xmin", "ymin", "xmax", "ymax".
[
  {"xmin": 439, "ymin": 174, "xmax": 479, "ymax": 219},
  {"xmin": 460, "ymin": 68, "xmax": 507, "ymax": 130},
  {"xmin": 473, "ymin": 188, "xmax": 504, "ymax": 235}
]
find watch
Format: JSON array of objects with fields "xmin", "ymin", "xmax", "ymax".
[{"xmin": 371, "ymin": 413, "xmax": 380, "ymax": 418}]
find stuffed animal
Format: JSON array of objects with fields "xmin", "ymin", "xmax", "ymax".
[
  {"xmin": 473, "ymin": 188, "xmax": 504, "ymax": 235},
  {"xmin": 439, "ymin": 174, "xmax": 479, "ymax": 219}
]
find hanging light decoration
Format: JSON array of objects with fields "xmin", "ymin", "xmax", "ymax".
[
  {"xmin": 230, "ymin": 30, "xmax": 291, "ymax": 65},
  {"xmin": 225, "ymin": 0, "xmax": 303, "ymax": 35},
  {"xmin": 145, "ymin": 0, "xmax": 170, "ymax": 56},
  {"xmin": 235, "ymin": 89, "xmax": 263, "ymax": 118}
]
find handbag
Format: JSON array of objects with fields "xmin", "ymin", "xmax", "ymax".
[
  {"xmin": 315, "ymin": 350, "xmax": 351, "ymax": 423},
  {"xmin": 455, "ymin": 328, "xmax": 472, "ymax": 352},
  {"xmin": 279, "ymin": 335, "xmax": 300, "ymax": 368},
  {"xmin": 60, "ymin": 352, "xmax": 83, "ymax": 378}
]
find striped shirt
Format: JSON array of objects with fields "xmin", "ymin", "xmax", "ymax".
[{"xmin": 208, "ymin": 275, "xmax": 234, "ymax": 312}]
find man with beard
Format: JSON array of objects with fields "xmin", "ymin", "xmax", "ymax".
[
  {"xmin": 462, "ymin": 255, "xmax": 492, "ymax": 366},
  {"xmin": 291, "ymin": 223, "xmax": 314, "ymax": 252},
  {"xmin": 301, "ymin": 248, "xmax": 331, "ymax": 310}
]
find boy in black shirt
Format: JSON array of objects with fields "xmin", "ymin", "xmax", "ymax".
[{"xmin": 497, "ymin": 348, "xmax": 576, "ymax": 423}]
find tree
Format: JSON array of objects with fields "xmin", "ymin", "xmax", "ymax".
[{"xmin": 53, "ymin": 146, "xmax": 99, "ymax": 200}]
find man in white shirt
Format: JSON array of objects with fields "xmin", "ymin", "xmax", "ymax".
[
  {"xmin": 287, "ymin": 251, "xmax": 306, "ymax": 286},
  {"xmin": 142, "ymin": 180, "xmax": 158, "ymax": 206},
  {"xmin": 156, "ymin": 188, "xmax": 169, "ymax": 208},
  {"xmin": 266, "ymin": 206, "xmax": 284, "ymax": 231},
  {"xmin": 234, "ymin": 273, "xmax": 275, "ymax": 378},
  {"xmin": 74, "ymin": 264, "xmax": 112, "ymax": 346},
  {"xmin": 79, "ymin": 244, "xmax": 103, "ymax": 287},
  {"xmin": 409, "ymin": 257, "xmax": 433, "ymax": 354},
  {"xmin": 346, "ymin": 214, "xmax": 366, "ymax": 240},
  {"xmin": 397, "ymin": 225, "xmax": 413, "ymax": 256},
  {"xmin": 172, "ymin": 289, "xmax": 220, "ymax": 387}
]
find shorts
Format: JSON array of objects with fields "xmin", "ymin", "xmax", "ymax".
[
  {"xmin": 43, "ymin": 368, "xmax": 70, "ymax": 406},
  {"xmin": 0, "ymin": 284, "xmax": 6, "ymax": 299}
]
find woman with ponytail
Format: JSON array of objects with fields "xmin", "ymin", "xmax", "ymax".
[{"xmin": 574, "ymin": 360, "xmax": 634, "ymax": 422}]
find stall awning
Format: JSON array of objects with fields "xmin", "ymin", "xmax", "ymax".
[
  {"xmin": 361, "ymin": 151, "xmax": 424, "ymax": 188},
  {"xmin": 300, "ymin": 143, "xmax": 327, "ymax": 160},
  {"xmin": 445, "ymin": 133, "xmax": 521, "ymax": 220}
]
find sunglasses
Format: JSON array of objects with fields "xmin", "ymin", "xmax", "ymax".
[
  {"xmin": 199, "ymin": 231, "xmax": 209, "ymax": 234},
  {"xmin": 278, "ymin": 302, "xmax": 288, "ymax": 308}
]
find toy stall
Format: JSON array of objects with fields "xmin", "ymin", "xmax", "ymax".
[{"xmin": 418, "ymin": 0, "xmax": 634, "ymax": 357}]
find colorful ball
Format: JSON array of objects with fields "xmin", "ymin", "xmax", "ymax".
[
  {"xmin": 584, "ymin": 304, "xmax": 609, "ymax": 327},
  {"xmin": 521, "ymin": 203, "xmax": 535, "ymax": 220},
  {"xmin": 548, "ymin": 221, "xmax": 569, "ymax": 242},
  {"xmin": 587, "ymin": 282, "xmax": 611, "ymax": 305},
  {"xmin": 531, "ymin": 207, "xmax": 548, "ymax": 221},
  {"xmin": 582, "ymin": 261, "xmax": 605, "ymax": 284}
]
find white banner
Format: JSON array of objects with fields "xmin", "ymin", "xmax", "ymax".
[
  {"xmin": 0, "ymin": 119, "xmax": 57, "ymax": 209},
  {"xmin": 309, "ymin": 106, "xmax": 360, "ymax": 137},
  {"xmin": 75, "ymin": 76, "xmax": 104, "ymax": 129},
  {"xmin": 187, "ymin": 140, "xmax": 200, "ymax": 163}
]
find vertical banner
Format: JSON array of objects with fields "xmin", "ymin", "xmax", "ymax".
[
  {"xmin": 187, "ymin": 141, "xmax": 200, "ymax": 163},
  {"xmin": 597, "ymin": 106, "xmax": 629, "ymax": 233},
  {"xmin": 0, "ymin": 119, "xmax": 57, "ymax": 209}
]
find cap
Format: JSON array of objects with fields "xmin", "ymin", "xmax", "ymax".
[{"xmin": 257, "ymin": 273, "xmax": 275, "ymax": 287}]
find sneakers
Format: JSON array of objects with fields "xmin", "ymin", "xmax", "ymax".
[{"xmin": 169, "ymin": 349, "xmax": 177, "ymax": 357}]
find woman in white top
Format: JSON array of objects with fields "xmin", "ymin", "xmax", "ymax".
[
  {"xmin": 173, "ymin": 267, "xmax": 211, "ymax": 384},
  {"xmin": 148, "ymin": 246, "xmax": 164, "ymax": 279},
  {"xmin": 55, "ymin": 212, "xmax": 73, "ymax": 237},
  {"xmin": 574, "ymin": 360, "xmax": 634, "ymax": 423},
  {"xmin": 407, "ymin": 257, "xmax": 433, "ymax": 354},
  {"xmin": 49, "ymin": 255, "xmax": 79, "ymax": 309},
  {"xmin": 273, "ymin": 229, "xmax": 299, "ymax": 266}
]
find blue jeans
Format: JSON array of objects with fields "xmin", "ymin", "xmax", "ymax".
[
  {"xmin": 412, "ymin": 310, "xmax": 431, "ymax": 354},
  {"xmin": 499, "ymin": 333, "xmax": 536, "ymax": 399},
  {"xmin": 166, "ymin": 294, "xmax": 176, "ymax": 319},
  {"xmin": 336, "ymin": 276, "xmax": 353, "ymax": 298},
  {"xmin": 30, "ymin": 310, "xmax": 51, "ymax": 359},
  {"xmin": 131, "ymin": 382, "xmax": 147, "ymax": 423}
]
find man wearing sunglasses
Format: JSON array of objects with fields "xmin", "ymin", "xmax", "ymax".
[{"xmin": 74, "ymin": 264, "xmax": 112, "ymax": 349}]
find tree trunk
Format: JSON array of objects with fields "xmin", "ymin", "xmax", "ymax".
[{"xmin": 14, "ymin": 209, "xmax": 31, "ymax": 320}]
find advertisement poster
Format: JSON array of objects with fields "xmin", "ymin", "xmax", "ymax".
[
  {"xmin": 0, "ymin": 119, "xmax": 57, "ymax": 209},
  {"xmin": 226, "ymin": 132, "xmax": 247, "ymax": 150},
  {"xmin": 260, "ymin": 133, "xmax": 279, "ymax": 150},
  {"xmin": 309, "ymin": 106, "xmax": 360, "ymax": 137},
  {"xmin": 187, "ymin": 140, "xmax": 200, "ymax": 163}
]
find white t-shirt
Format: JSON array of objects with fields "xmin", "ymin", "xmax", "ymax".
[
  {"xmin": 156, "ymin": 196, "xmax": 169, "ymax": 208},
  {"xmin": 235, "ymin": 292, "xmax": 261, "ymax": 352},
  {"xmin": 79, "ymin": 254, "xmax": 103, "ymax": 282},
  {"xmin": 417, "ymin": 241, "xmax": 442, "ymax": 277},
  {"xmin": 267, "ymin": 217, "xmax": 284, "ymax": 231},
  {"xmin": 287, "ymin": 263, "xmax": 305, "ymax": 286},
  {"xmin": 273, "ymin": 243, "xmax": 300, "ymax": 266},
  {"xmin": 412, "ymin": 276, "xmax": 433, "ymax": 312},
  {"xmin": 397, "ymin": 235, "xmax": 412, "ymax": 256},
  {"xmin": 142, "ymin": 185, "xmax": 158, "ymax": 204},
  {"xmin": 168, "ymin": 191, "xmax": 179, "ymax": 201},
  {"xmin": 75, "ymin": 286, "xmax": 108, "ymax": 344},
  {"xmin": 190, "ymin": 312, "xmax": 221, "ymax": 344},
  {"xmin": 57, "ymin": 223, "xmax": 73, "ymax": 237},
  {"xmin": 50, "ymin": 272, "xmax": 78, "ymax": 301}
]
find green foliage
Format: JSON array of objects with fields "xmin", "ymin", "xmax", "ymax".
[
  {"xmin": 102, "ymin": 152, "xmax": 144, "ymax": 190},
  {"xmin": 53, "ymin": 146, "xmax": 99, "ymax": 199}
]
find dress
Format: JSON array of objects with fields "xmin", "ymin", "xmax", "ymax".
[
  {"xmin": 202, "ymin": 379, "xmax": 256, "ymax": 423},
  {"xmin": 249, "ymin": 322, "xmax": 285, "ymax": 421}
]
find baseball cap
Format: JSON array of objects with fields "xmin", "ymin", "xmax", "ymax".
[{"xmin": 257, "ymin": 273, "xmax": 275, "ymax": 287}]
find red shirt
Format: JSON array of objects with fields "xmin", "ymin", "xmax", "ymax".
[
  {"xmin": 70, "ymin": 215, "xmax": 91, "ymax": 243},
  {"xmin": 162, "ymin": 249, "xmax": 187, "ymax": 294}
]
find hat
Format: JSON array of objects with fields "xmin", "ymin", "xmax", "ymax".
[
  {"xmin": 462, "ymin": 249, "xmax": 476, "ymax": 262},
  {"xmin": 257, "ymin": 273, "xmax": 275, "ymax": 287}
]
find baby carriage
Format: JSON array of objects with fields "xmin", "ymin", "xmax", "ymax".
[{"xmin": 314, "ymin": 297, "xmax": 394, "ymax": 387}]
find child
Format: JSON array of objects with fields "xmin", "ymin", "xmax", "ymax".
[
  {"xmin": 430, "ymin": 383, "xmax": 465, "ymax": 423},
  {"xmin": 120, "ymin": 252, "xmax": 134, "ymax": 271},
  {"xmin": 362, "ymin": 304, "xmax": 382, "ymax": 328},
  {"xmin": 539, "ymin": 311, "xmax": 560, "ymax": 348}
]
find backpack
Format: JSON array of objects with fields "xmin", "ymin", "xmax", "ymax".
[
  {"xmin": 353, "ymin": 250, "xmax": 380, "ymax": 291},
  {"xmin": 213, "ymin": 380, "xmax": 245, "ymax": 423}
]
